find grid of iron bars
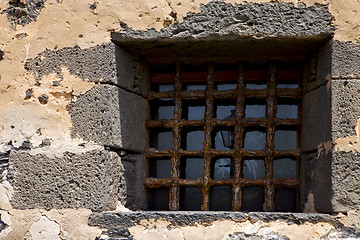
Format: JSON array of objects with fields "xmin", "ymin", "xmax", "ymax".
[{"xmin": 145, "ymin": 62, "xmax": 301, "ymax": 211}]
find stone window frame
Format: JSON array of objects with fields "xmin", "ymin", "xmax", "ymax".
[{"xmin": 108, "ymin": 1, "xmax": 345, "ymax": 213}]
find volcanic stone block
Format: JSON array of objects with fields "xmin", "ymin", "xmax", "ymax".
[
  {"xmin": 332, "ymin": 40, "xmax": 360, "ymax": 79},
  {"xmin": 331, "ymin": 151, "xmax": 360, "ymax": 212},
  {"xmin": 70, "ymin": 84, "xmax": 149, "ymax": 152},
  {"xmin": 8, "ymin": 150, "xmax": 124, "ymax": 211},
  {"xmin": 25, "ymin": 43, "xmax": 118, "ymax": 85},
  {"xmin": 121, "ymin": 154, "xmax": 146, "ymax": 210},
  {"xmin": 302, "ymin": 83, "xmax": 331, "ymax": 152},
  {"xmin": 331, "ymin": 80, "xmax": 360, "ymax": 140}
]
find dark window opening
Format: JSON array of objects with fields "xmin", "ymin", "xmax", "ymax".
[{"xmin": 145, "ymin": 62, "xmax": 302, "ymax": 211}]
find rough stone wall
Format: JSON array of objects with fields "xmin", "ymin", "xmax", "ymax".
[{"xmin": 0, "ymin": 0, "xmax": 360, "ymax": 239}]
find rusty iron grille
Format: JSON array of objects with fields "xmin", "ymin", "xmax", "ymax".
[{"xmin": 145, "ymin": 62, "xmax": 302, "ymax": 211}]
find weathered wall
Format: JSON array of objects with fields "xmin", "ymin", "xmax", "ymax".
[{"xmin": 1, "ymin": 0, "xmax": 360, "ymax": 239}]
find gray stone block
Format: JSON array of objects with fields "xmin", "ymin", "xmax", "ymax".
[
  {"xmin": 121, "ymin": 154, "xmax": 146, "ymax": 210},
  {"xmin": 25, "ymin": 43, "xmax": 118, "ymax": 85},
  {"xmin": 332, "ymin": 40, "xmax": 360, "ymax": 79},
  {"xmin": 70, "ymin": 84, "xmax": 149, "ymax": 152},
  {"xmin": 331, "ymin": 80, "xmax": 360, "ymax": 140},
  {"xmin": 301, "ymin": 151, "xmax": 332, "ymax": 213},
  {"xmin": 331, "ymin": 151, "xmax": 360, "ymax": 212},
  {"xmin": 114, "ymin": 46, "xmax": 151, "ymax": 95},
  {"xmin": 302, "ymin": 83, "xmax": 331, "ymax": 152},
  {"xmin": 8, "ymin": 150, "xmax": 124, "ymax": 212},
  {"xmin": 115, "ymin": 46, "xmax": 135, "ymax": 92},
  {"xmin": 114, "ymin": 2, "xmax": 333, "ymax": 40}
]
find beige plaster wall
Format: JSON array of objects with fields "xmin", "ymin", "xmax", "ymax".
[{"xmin": 1, "ymin": 0, "xmax": 360, "ymax": 239}]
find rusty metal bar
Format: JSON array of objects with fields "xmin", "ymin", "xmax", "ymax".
[
  {"xmin": 201, "ymin": 63, "xmax": 214, "ymax": 211},
  {"xmin": 146, "ymin": 118, "xmax": 300, "ymax": 129},
  {"xmin": 144, "ymin": 177, "xmax": 300, "ymax": 189},
  {"xmin": 263, "ymin": 62, "xmax": 277, "ymax": 211},
  {"xmin": 146, "ymin": 88, "xmax": 302, "ymax": 100},
  {"xmin": 232, "ymin": 62, "xmax": 245, "ymax": 211},
  {"xmin": 146, "ymin": 62, "xmax": 302, "ymax": 212},
  {"xmin": 169, "ymin": 62, "xmax": 182, "ymax": 210},
  {"xmin": 151, "ymin": 69, "xmax": 300, "ymax": 83}
]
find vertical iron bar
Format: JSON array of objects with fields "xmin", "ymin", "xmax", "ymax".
[
  {"xmin": 201, "ymin": 63, "xmax": 214, "ymax": 211},
  {"xmin": 169, "ymin": 62, "xmax": 182, "ymax": 210},
  {"xmin": 232, "ymin": 62, "xmax": 245, "ymax": 211},
  {"xmin": 264, "ymin": 62, "xmax": 277, "ymax": 211}
]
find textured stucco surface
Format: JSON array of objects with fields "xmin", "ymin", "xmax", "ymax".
[{"xmin": 8, "ymin": 149, "xmax": 125, "ymax": 211}]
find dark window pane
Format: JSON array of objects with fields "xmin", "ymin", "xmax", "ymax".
[
  {"xmin": 209, "ymin": 186, "xmax": 232, "ymax": 211},
  {"xmin": 274, "ymin": 157, "xmax": 297, "ymax": 179},
  {"xmin": 214, "ymin": 99, "xmax": 236, "ymax": 120},
  {"xmin": 149, "ymin": 157, "xmax": 171, "ymax": 178},
  {"xmin": 278, "ymin": 79, "xmax": 299, "ymax": 89},
  {"xmin": 180, "ymin": 187, "xmax": 203, "ymax": 210},
  {"xmin": 151, "ymin": 83, "xmax": 174, "ymax": 92},
  {"xmin": 246, "ymin": 80, "xmax": 267, "ymax": 89},
  {"xmin": 276, "ymin": 99, "xmax": 298, "ymax": 119},
  {"xmin": 274, "ymin": 126, "xmax": 297, "ymax": 150},
  {"xmin": 150, "ymin": 128, "xmax": 172, "ymax": 150},
  {"xmin": 244, "ymin": 127, "xmax": 266, "ymax": 150},
  {"xmin": 212, "ymin": 126, "xmax": 234, "ymax": 150},
  {"xmin": 184, "ymin": 83, "xmax": 206, "ymax": 90},
  {"xmin": 180, "ymin": 156, "xmax": 204, "ymax": 179},
  {"xmin": 182, "ymin": 99, "xmax": 205, "ymax": 120},
  {"xmin": 242, "ymin": 158, "xmax": 265, "ymax": 180},
  {"xmin": 211, "ymin": 157, "xmax": 233, "ymax": 180},
  {"xmin": 181, "ymin": 127, "xmax": 204, "ymax": 151},
  {"xmin": 150, "ymin": 99, "xmax": 174, "ymax": 120},
  {"xmin": 149, "ymin": 188, "xmax": 169, "ymax": 210},
  {"xmin": 245, "ymin": 98, "xmax": 266, "ymax": 118},
  {"xmin": 274, "ymin": 188, "xmax": 297, "ymax": 212},
  {"xmin": 242, "ymin": 186, "xmax": 264, "ymax": 211},
  {"xmin": 216, "ymin": 83, "xmax": 237, "ymax": 90}
]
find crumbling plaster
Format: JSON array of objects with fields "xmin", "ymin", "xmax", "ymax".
[{"xmin": 1, "ymin": 0, "xmax": 360, "ymax": 239}]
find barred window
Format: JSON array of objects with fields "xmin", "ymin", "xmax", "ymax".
[{"xmin": 145, "ymin": 61, "xmax": 301, "ymax": 211}]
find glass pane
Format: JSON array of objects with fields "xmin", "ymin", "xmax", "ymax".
[
  {"xmin": 149, "ymin": 188, "xmax": 169, "ymax": 210},
  {"xmin": 149, "ymin": 157, "xmax": 171, "ymax": 178},
  {"xmin": 151, "ymin": 83, "xmax": 174, "ymax": 92},
  {"xmin": 246, "ymin": 80, "xmax": 267, "ymax": 89},
  {"xmin": 216, "ymin": 83, "xmax": 237, "ymax": 90},
  {"xmin": 274, "ymin": 126, "xmax": 297, "ymax": 150},
  {"xmin": 278, "ymin": 79, "xmax": 298, "ymax": 89},
  {"xmin": 245, "ymin": 98, "xmax": 266, "ymax": 118},
  {"xmin": 209, "ymin": 186, "xmax": 232, "ymax": 210},
  {"xmin": 181, "ymin": 127, "xmax": 204, "ymax": 151},
  {"xmin": 180, "ymin": 187, "xmax": 203, "ymax": 210},
  {"xmin": 242, "ymin": 186, "xmax": 264, "ymax": 211},
  {"xmin": 214, "ymin": 99, "xmax": 236, "ymax": 119},
  {"xmin": 150, "ymin": 128, "xmax": 172, "ymax": 150},
  {"xmin": 244, "ymin": 127, "xmax": 266, "ymax": 150},
  {"xmin": 184, "ymin": 83, "xmax": 206, "ymax": 90},
  {"xmin": 182, "ymin": 100, "xmax": 205, "ymax": 120},
  {"xmin": 277, "ymin": 99, "xmax": 298, "ymax": 119},
  {"xmin": 159, "ymin": 84, "xmax": 174, "ymax": 92},
  {"xmin": 274, "ymin": 157, "xmax": 297, "ymax": 179},
  {"xmin": 212, "ymin": 157, "xmax": 233, "ymax": 180},
  {"xmin": 151, "ymin": 99, "xmax": 174, "ymax": 120},
  {"xmin": 180, "ymin": 157, "xmax": 204, "ymax": 179},
  {"xmin": 212, "ymin": 127, "xmax": 234, "ymax": 150},
  {"xmin": 274, "ymin": 188, "xmax": 297, "ymax": 212},
  {"xmin": 242, "ymin": 158, "xmax": 265, "ymax": 180}
]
